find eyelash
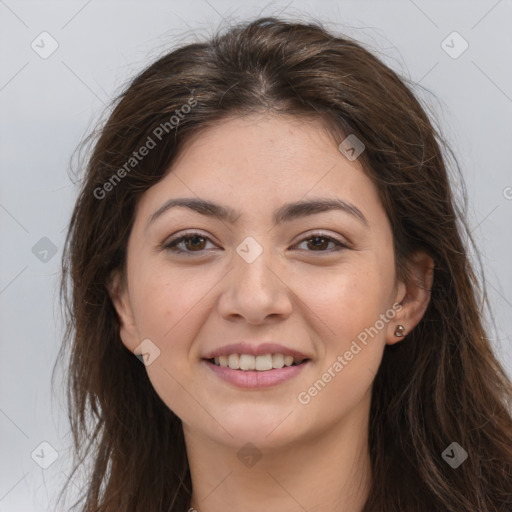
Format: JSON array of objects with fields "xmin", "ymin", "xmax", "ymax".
[{"xmin": 162, "ymin": 230, "xmax": 348, "ymax": 256}]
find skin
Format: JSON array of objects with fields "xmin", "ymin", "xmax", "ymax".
[{"xmin": 109, "ymin": 113, "xmax": 434, "ymax": 512}]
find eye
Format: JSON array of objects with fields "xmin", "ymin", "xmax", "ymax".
[
  {"xmin": 162, "ymin": 231, "xmax": 217, "ymax": 255},
  {"xmin": 293, "ymin": 232, "xmax": 348, "ymax": 253},
  {"xmin": 162, "ymin": 231, "xmax": 347, "ymax": 256}
]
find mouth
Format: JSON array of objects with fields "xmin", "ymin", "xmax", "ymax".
[
  {"xmin": 203, "ymin": 354, "xmax": 311, "ymax": 388},
  {"xmin": 206, "ymin": 353, "xmax": 310, "ymax": 371}
]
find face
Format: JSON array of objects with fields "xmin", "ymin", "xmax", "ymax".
[{"xmin": 110, "ymin": 113, "xmax": 428, "ymax": 450}]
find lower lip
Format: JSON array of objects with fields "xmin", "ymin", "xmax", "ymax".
[{"xmin": 203, "ymin": 359, "xmax": 310, "ymax": 388}]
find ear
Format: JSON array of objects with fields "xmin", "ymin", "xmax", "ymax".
[
  {"xmin": 107, "ymin": 269, "xmax": 140, "ymax": 352},
  {"xmin": 386, "ymin": 250, "xmax": 434, "ymax": 345}
]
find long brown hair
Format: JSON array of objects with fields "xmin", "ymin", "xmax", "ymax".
[{"xmin": 56, "ymin": 16, "xmax": 512, "ymax": 511}]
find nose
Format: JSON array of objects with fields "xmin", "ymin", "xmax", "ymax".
[{"xmin": 217, "ymin": 242, "xmax": 293, "ymax": 325}]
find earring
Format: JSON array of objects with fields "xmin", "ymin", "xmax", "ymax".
[{"xmin": 394, "ymin": 324, "xmax": 406, "ymax": 337}]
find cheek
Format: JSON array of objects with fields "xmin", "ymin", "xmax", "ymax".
[
  {"xmin": 306, "ymin": 260, "xmax": 393, "ymax": 344},
  {"xmin": 298, "ymin": 258, "xmax": 394, "ymax": 399},
  {"xmin": 129, "ymin": 266, "xmax": 219, "ymax": 422},
  {"xmin": 132, "ymin": 263, "xmax": 214, "ymax": 339}
]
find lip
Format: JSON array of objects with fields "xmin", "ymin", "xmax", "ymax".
[
  {"xmin": 203, "ymin": 358, "xmax": 311, "ymax": 388},
  {"xmin": 202, "ymin": 342, "xmax": 310, "ymax": 360}
]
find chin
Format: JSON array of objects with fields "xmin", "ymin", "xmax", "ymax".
[{"xmin": 207, "ymin": 402, "xmax": 307, "ymax": 448}]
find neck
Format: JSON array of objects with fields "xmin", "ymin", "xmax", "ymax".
[{"xmin": 184, "ymin": 394, "xmax": 372, "ymax": 512}]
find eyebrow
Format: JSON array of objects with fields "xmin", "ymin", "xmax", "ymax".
[{"xmin": 146, "ymin": 197, "xmax": 369, "ymax": 228}]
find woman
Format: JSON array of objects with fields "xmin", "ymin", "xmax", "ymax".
[{"xmin": 57, "ymin": 16, "xmax": 512, "ymax": 512}]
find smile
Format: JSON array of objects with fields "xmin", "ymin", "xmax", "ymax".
[
  {"xmin": 204, "ymin": 355, "xmax": 310, "ymax": 388},
  {"xmin": 210, "ymin": 353, "xmax": 307, "ymax": 371}
]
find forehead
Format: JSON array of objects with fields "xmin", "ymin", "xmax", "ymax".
[
  {"xmin": 135, "ymin": 114, "xmax": 384, "ymax": 228},
  {"xmin": 173, "ymin": 113, "xmax": 346, "ymax": 176}
]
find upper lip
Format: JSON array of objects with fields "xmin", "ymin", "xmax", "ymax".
[{"xmin": 203, "ymin": 342, "xmax": 311, "ymax": 360}]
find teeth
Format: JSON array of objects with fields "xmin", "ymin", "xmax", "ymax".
[
  {"xmin": 271, "ymin": 353, "xmax": 284, "ymax": 368},
  {"xmin": 255, "ymin": 354, "xmax": 273, "ymax": 371},
  {"xmin": 239, "ymin": 354, "xmax": 256, "ymax": 370},
  {"xmin": 228, "ymin": 354, "xmax": 240, "ymax": 369},
  {"xmin": 210, "ymin": 353, "xmax": 306, "ymax": 371}
]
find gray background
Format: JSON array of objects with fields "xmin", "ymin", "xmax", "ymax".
[{"xmin": 1, "ymin": 1, "xmax": 511, "ymax": 510}]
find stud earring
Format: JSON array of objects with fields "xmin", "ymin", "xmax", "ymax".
[{"xmin": 394, "ymin": 324, "xmax": 406, "ymax": 337}]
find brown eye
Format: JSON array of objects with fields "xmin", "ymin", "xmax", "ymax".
[
  {"xmin": 163, "ymin": 232, "xmax": 216, "ymax": 255},
  {"xmin": 296, "ymin": 234, "xmax": 346, "ymax": 253},
  {"xmin": 183, "ymin": 235, "xmax": 207, "ymax": 251},
  {"xmin": 306, "ymin": 236, "xmax": 330, "ymax": 251},
  {"xmin": 163, "ymin": 231, "xmax": 347, "ymax": 256}
]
